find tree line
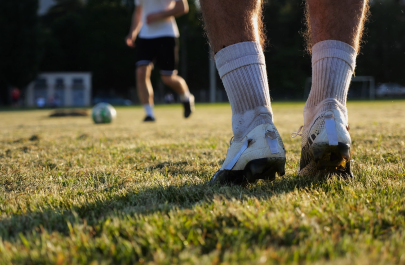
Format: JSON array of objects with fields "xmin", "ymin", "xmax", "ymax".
[{"xmin": 1, "ymin": 0, "xmax": 404, "ymax": 105}]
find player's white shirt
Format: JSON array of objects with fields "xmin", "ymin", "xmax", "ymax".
[{"xmin": 135, "ymin": 0, "xmax": 180, "ymax": 39}]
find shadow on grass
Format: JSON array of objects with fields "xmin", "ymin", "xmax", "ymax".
[
  {"xmin": 146, "ymin": 160, "xmax": 222, "ymax": 176},
  {"xmin": 0, "ymin": 169, "xmax": 329, "ymax": 241}
]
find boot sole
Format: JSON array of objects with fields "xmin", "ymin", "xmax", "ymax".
[
  {"xmin": 183, "ymin": 95, "xmax": 195, "ymax": 118},
  {"xmin": 210, "ymin": 157, "xmax": 286, "ymax": 186},
  {"xmin": 311, "ymin": 142, "xmax": 353, "ymax": 177}
]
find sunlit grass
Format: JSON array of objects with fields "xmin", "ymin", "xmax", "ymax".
[{"xmin": 0, "ymin": 101, "xmax": 404, "ymax": 264}]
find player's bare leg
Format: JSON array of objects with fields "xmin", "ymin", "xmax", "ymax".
[
  {"xmin": 296, "ymin": 0, "xmax": 369, "ymax": 177},
  {"xmin": 161, "ymin": 74, "xmax": 194, "ymax": 118},
  {"xmin": 200, "ymin": 0, "xmax": 265, "ymax": 53},
  {"xmin": 136, "ymin": 64, "xmax": 155, "ymax": 121},
  {"xmin": 161, "ymin": 74, "xmax": 188, "ymax": 95},
  {"xmin": 307, "ymin": 0, "xmax": 368, "ymax": 52},
  {"xmin": 200, "ymin": 0, "xmax": 286, "ymax": 185}
]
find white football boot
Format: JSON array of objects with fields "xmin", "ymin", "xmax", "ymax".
[
  {"xmin": 210, "ymin": 119, "xmax": 286, "ymax": 186},
  {"xmin": 293, "ymin": 98, "xmax": 353, "ymax": 177}
]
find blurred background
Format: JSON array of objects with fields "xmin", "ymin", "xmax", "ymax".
[{"xmin": 1, "ymin": 0, "xmax": 405, "ymax": 107}]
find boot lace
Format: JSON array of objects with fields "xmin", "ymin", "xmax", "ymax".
[{"xmin": 291, "ymin": 126, "xmax": 303, "ymax": 138}]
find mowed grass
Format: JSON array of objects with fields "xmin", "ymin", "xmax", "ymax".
[{"xmin": 0, "ymin": 101, "xmax": 405, "ymax": 264}]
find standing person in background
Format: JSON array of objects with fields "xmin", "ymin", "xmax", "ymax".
[
  {"xmin": 11, "ymin": 87, "xmax": 21, "ymax": 107},
  {"xmin": 126, "ymin": 0, "xmax": 194, "ymax": 122}
]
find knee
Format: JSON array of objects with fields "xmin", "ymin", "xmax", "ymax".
[
  {"xmin": 136, "ymin": 66, "xmax": 149, "ymax": 80},
  {"xmin": 161, "ymin": 75, "xmax": 174, "ymax": 85}
]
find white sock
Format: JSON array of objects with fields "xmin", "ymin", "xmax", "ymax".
[
  {"xmin": 304, "ymin": 40, "xmax": 357, "ymax": 124},
  {"xmin": 215, "ymin": 41, "xmax": 273, "ymax": 141},
  {"xmin": 143, "ymin": 104, "xmax": 154, "ymax": 118},
  {"xmin": 179, "ymin": 91, "xmax": 190, "ymax": 102}
]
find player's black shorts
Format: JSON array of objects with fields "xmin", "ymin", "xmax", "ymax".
[{"xmin": 135, "ymin": 37, "xmax": 178, "ymax": 76}]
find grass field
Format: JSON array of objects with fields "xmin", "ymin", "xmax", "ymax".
[{"xmin": 1, "ymin": 101, "xmax": 405, "ymax": 264}]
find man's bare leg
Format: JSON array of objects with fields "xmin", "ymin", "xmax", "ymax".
[
  {"xmin": 305, "ymin": 0, "xmax": 369, "ymax": 109},
  {"xmin": 161, "ymin": 74, "xmax": 194, "ymax": 118},
  {"xmin": 136, "ymin": 65, "xmax": 155, "ymax": 120},
  {"xmin": 200, "ymin": 0, "xmax": 286, "ymax": 185},
  {"xmin": 200, "ymin": 0, "xmax": 272, "ymax": 141},
  {"xmin": 307, "ymin": 0, "xmax": 368, "ymax": 52},
  {"xmin": 298, "ymin": 0, "xmax": 369, "ymax": 176},
  {"xmin": 200, "ymin": 0, "xmax": 264, "ymax": 53},
  {"xmin": 160, "ymin": 74, "xmax": 189, "ymax": 95}
]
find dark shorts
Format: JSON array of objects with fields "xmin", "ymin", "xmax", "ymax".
[{"xmin": 135, "ymin": 37, "xmax": 178, "ymax": 75}]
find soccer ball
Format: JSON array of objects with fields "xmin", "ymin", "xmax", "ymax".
[{"xmin": 92, "ymin": 103, "xmax": 117, "ymax": 124}]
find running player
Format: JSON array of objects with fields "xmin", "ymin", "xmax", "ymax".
[
  {"xmin": 199, "ymin": 0, "xmax": 369, "ymax": 185},
  {"xmin": 126, "ymin": 0, "xmax": 194, "ymax": 122}
]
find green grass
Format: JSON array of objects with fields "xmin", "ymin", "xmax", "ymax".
[{"xmin": 1, "ymin": 101, "xmax": 405, "ymax": 264}]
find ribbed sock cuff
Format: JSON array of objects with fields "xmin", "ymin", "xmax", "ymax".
[
  {"xmin": 215, "ymin": 42, "xmax": 266, "ymax": 78},
  {"xmin": 312, "ymin": 40, "xmax": 357, "ymax": 71}
]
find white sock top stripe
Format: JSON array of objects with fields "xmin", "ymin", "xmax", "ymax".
[
  {"xmin": 312, "ymin": 40, "xmax": 356, "ymax": 54},
  {"xmin": 312, "ymin": 40, "xmax": 357, "ymax": 71},
  {"xmin": 217, "ymin": 55, "xmax": 266, "ymax": 79},
  {"xmin": 215, "ymin": 41, "xmax": 263, "ymax": 68},
  {"xmin": 312, "ymin": 48, "xmax": 356, "ymax": 71}
]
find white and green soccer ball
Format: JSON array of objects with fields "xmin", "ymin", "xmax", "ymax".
[{"xmin": 92, "ymin": 103, "xmax": 117, "ymax": 124}]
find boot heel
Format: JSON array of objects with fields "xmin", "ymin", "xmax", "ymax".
[
  {"xmin": 311, "ymin": 142, "xmax": 353, "ymax": 177},
  {"xmin": 245, "ymin": 157, "xmax": 286, "ymax": 184}
]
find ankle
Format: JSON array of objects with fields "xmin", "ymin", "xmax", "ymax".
[
  {"xmin": 232, "ymin": 107, "xmax": 273, "ymax": 141},
  {"xmin": 303, "ymin": 98, "xmax": 347, "ymax": 126},
  {"xmin": 143, "ymin": 104, "xmax": 155, "ymax": 118},
  {"xmin": 179, "ymin": 91, "xmax": 190, "ymax": 102}
]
